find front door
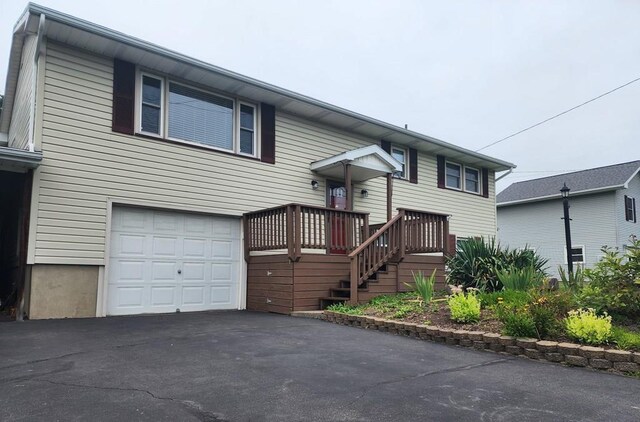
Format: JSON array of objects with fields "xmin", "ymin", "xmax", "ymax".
[{"xmin": 327, "ymin": 181, "xmax": 348, "ymax": 254}]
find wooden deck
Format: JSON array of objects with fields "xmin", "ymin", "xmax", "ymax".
[{"xmin": 244, "ymin": 203, "xmax": 450, "ymax": 314}]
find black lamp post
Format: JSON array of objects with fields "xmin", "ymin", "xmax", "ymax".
[{"xmin": 560, "ymin": 183, "xmax": 573, "ymax": 275}]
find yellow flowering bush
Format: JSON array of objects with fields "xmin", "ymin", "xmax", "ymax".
[
  {"xmin": 447, "ymin": 292, "xmax": 481, "ymax": 323},
  {"xmin": 564, "ymin": 308, "xmax": 612, "ymax": 345}
]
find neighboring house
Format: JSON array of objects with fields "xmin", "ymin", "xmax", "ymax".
[
  {"xmin": 497, "ymin": 161, "xmax": 640, "ymax": 275},
  {"xmin": 0, "ymin": 4, "xmax": 513, "ymax": 320}
]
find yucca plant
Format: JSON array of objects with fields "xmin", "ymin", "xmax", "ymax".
[
  {"xmin": 405, "ymin": 269, "xmax": 437, "ymax": 305},
  {"xmin": 558, "ymin": 264, "xmax": 585, "ymax": 292},
  {"xmin": 496, "ymin": 264, "xmax": 543, "ymax": 291}
]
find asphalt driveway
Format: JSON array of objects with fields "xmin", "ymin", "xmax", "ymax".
[{"xmin": 0, "ymin": 311, "xmax": 639, "ymax": 421}]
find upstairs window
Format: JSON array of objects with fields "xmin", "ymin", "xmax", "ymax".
[
  {"xmin": 391, "ymin": 146, "xmax": 407, "ymax": 179},
  {"xmin": 445, "ymin": 162, "xmax": 461, "ymax": 189},
  {"xmin": 136, "ymin": 73, "xmax": 258, "ymax": 157},
  {"xmin": 464, "ymin": 167, "xmax": 480, "ymax": 193},
  {"xmin": 625, "ymin": 195, "xmax": 637, "ymax": 223},
  {"xmin": 140, "ymin": 75, "xmax": 163, "ymax": 135}
]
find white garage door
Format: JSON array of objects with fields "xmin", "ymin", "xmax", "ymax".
[{"xmin": 107, "ymin": 207, "xmax": 241, "ymax": 315}]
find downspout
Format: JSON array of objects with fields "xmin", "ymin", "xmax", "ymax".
[
  {"xmin": 28, "ymin": 13, "xmax": 46, "ymax": 153},
  {"xmin": 495, "ymin": 167, "xmax": 514, "ymax": 182}
]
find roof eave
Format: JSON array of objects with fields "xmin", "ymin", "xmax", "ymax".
[{"xmin": 497, "ymin": 184, "xmax": 624, "ymax": 207}]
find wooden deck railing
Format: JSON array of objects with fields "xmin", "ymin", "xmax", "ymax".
[
  {"xmin": 244, "ymin": 204, "xmax": 369, "ymax": 261},
  {"xmin": 348, "ymin": 208, "xmax": 450, "ymax": 304}
]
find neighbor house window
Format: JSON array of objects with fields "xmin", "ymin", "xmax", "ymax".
[
  {"xmin": 567, "ymin": 246, "xmax": 585, "ymax": 265},
  {"xmin": 391, "ymin": 146, "xmax": 407, "ymax": 179},
  {"xmin": 445, "ymin": 162, "xmax": 461, "ymax": 189},
  {"xmin": 137, "ymin": 73, "xmax": 258, "ymax": 157},
  {"xmin": 464, "ymin": 167, "xmax": 480, "ymax": 193},
  {"xmin": 625, "ymin": 195, "xmax": 637, "ymax": 223},
  {"xmin": 140, "ymin": 75, "xmax": 163, "ymax": 135}
]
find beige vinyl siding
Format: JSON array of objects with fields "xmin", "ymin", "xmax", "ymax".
[
  {"xmin": 35, "ymin": 41, "xmax": 497, "ymax": 265},
  {"xmin": 7, "ymin": 34, "xmax": 37, "ymax": 150}
]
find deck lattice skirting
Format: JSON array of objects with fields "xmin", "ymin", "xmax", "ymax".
[{"xmin": 321, "ymin": 311, "xmax": 640, "ymax": 375}]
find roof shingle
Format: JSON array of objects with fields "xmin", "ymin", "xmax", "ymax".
[{"xmin": 497, "ymin": 160, "xmax": 640, "ymax": 205}]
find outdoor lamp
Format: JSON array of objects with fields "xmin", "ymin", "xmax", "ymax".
[
  {"xmin": 360, "ymin": 189, "xmax": 368, "ymax": 198},
  {"xmin": 311, "ymin": 180, "xmax": 319, "ymax": 190},
  {"xmin": 560, "ymin": 183, "xmax": 570, "ymax": 198}
]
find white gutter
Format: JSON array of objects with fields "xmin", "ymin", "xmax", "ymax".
[
  {"xmin": 497, "ymin": 184, "xmax": 624, "ymax": 207},
  {"xmin": 495, "ymin": 167, "xmax": 515, "ymax": 182}
]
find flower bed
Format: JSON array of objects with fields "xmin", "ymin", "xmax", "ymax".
[{"xmin": 321, "ymin": 309, "xmax": 640, "ymax": 375}]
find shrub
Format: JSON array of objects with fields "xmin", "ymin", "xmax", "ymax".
[
  {"xmin": 497, "ymin": 306, "xmax": 537, "ymax": 338},
  {"xmin": 477, "ymin": 290, "xmax": 531, "ymax": 309},
  {"xmin": 564, "ymin": 308, "xmax": 612, "ymax": 345},
  {"xmin": 558, "ymin": 265, "xmax": 585, "ymax": 292},
  {"xmin": 578, "ymin": 241, "xmax": 640, "ymax": 318},
  {"xmin": 326, "ymin": 303, "xmax": 363, "ymax": 315},
  {"xmin": 496, "ymin": 265, "xmax": 542, "ymax": 291},
  {"xmin": 447, "ymin": 292, "xmax": 481, "ymax": 323},
  {"xmin": 405, "ymin": 270, "xmax": 436, "ymax": 304},
  {"xmin": 611, "ymin": 326, "xmax": 640, "ymax": 351},
  {"xmin": 446, "ymin": 237, "xmax": 548, "ymax": 292}
]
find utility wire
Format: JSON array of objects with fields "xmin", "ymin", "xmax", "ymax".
[{"xmin": 476, "ymin": 76, "xmax": 640, "ymax": 152}]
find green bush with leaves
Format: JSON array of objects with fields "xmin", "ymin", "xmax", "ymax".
[
  {"xmin": 477, "ymin": 290, "xmax": 531, "ymax": 309},
  {"xmin": 447, "ymin": 292, "xmax": 481, "ymax": 323},
  {"xmin": 446, "ymin": 237, "xmax": 548, "ymax": 292},
  {"xmin": 496, "ymin": 306, "xmax": 538, "ymax": 338},
  {"xmin": 496, "ymin": 265, "xmax": 543, "ymax": 291},
  {"xmin": 405, "ymin": 270, "xmax": 436, "ymax": 304},
  {"xmin": 564, "ymin": 308, "xmax": 612, "ymax": 345},
  {"xmin": 578, "ymin": 241, "xmax": 640, "ymax": 318},
  {"xmin": 326, "ymin": 303, "xmax": 364, "ymax": 315},
  {"xmin": 611, "ymin": 326, "xmax": 640, "ymax": 351},
  {"xmin": 558, "ymin": 265, "xmax": 585, "ymax": 292}
]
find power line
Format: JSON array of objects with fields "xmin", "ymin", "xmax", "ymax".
[{"xmin": 476, "ymin": 76, "xmax": 640, "ymax": 152}]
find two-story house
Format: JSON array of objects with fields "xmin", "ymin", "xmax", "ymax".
[
  {"xmin": 0, "ymin": 4, "xmax": 513, "ymax": 319},
  {"xmin": 497, "ymin": 161, "xmax": 640, "ymax": 275}
]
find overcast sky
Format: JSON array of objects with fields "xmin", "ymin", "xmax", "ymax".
[{"xmin": 1, "ymin": 0, "xmax": 638, "ymax": 192}]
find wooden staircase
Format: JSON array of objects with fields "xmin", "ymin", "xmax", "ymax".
[{"xmin": 319, "ymin": 265, "xmax": 388, "ymax": 309}]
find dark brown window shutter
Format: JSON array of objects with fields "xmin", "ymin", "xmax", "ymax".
[
  {"xmin": 482, "ymin": 168, "xmax": 489, "ymax": 198},
  {"xmin": 112, "ymin": 59, "xmax": 136, "ymax": 135},
  {"xmin": 409, "ymin": 148, "xmax": 418, "ymax": 184},
  {"xmin": 260, "ymin": 103, "xmax": 276, "ymax": 164},
  {"xmin": 380, "ymin": 140, "xmax": 391, "ymax": 154},
  {"xmin": 436, "ymin": 155, "xmax": 445, "ymax": 189}
]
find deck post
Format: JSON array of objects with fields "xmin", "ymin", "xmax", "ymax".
[
  {"xmin": 386, "ymin": 173, "xmax": 393, "ymax": 221},
  {"xmin": 399, "ymin": 209, "xmax": 406, "ymax": 260},
  {"xmin": 243, "ymin": 215, "xmax": 250, "ymax": 262},
  {"xmin": 349, "ymin": 257, "xmax": 358, "ymax": 305},
  {"xmin": 443, "ymin": 217, "xmax": 450, "ymax": 255},
  {"xmin": 286, "ymin": 205, "xmax": 294, "ymax": 260},
  {"xmin": 344, "ymin": 163, "xmax": 352, "ymax": 211},
  {"xmin": 294, "ymin": 204, "xmax": 302, "ymax": 260}
]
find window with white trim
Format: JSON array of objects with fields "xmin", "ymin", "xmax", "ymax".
[
  {"xmin": 625, "ymin": 195, "xmax": 637, "ymax": 223},
  {"xmin": 567, "ymin": 246, "xmax": 585, "ymax": 265},
  {"xmin": 137, "ymin": 73, "xmax": 258, "ymax": 157},
  {"xmin": 445, "ymin": 162, "xmax": 461, "ymax": 189},
  {"xmin": 391, "ymin": 146, "xmax": 407, "ymax": 179},
  {"xmin": 465, "ymin": 167, "xmax": 480, "ymax": 193}
]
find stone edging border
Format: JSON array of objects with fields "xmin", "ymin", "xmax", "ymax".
[{"xmin": 321, "ymin": 310, "xmax": 640, "ymax": 375}]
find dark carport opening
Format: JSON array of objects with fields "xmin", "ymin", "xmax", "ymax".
[{"xmin": 0, "ymin": 170, "xmax": 32, "ymax": 321}]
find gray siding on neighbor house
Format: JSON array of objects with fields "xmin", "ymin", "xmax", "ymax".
[
  {"xmin": 31, "ymin": 41, "xmax": 497, "ymax": 266},
  {"xmin": 497, "ymin": 192, "xmax": 618, "ymax": 275},
  {"xmin": 7, "ymin": 34, "xmax": 37, "ymax": 150},
  {"xmin": 615, "ymin": 172, "xmax": 640, "ymax": 249}
]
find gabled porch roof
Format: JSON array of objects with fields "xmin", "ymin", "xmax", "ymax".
[{"xmin": 309, "ymin": 145, "xmax": 402, "ymax": 182}]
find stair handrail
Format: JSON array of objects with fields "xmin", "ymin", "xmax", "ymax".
[{"xmin": 348, "ymin": 209, "xmax": 406, "ymax": 304}]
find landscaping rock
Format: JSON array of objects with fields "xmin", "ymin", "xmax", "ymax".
[
  {"xmin": 498, "ymin": 336, "xmax": 516, "ymax": 346},
  {"xmin": 438, "ymin": 328, "xmax": 455, "ymax": 338},
  {"xmin": 489, "ymin": 343, "xmax": 505, "ymax": 352},
  {"xmin": 589, "ymin": 359, "xmax": 612, "ymax": 370},
  {"xmin": 516, "ymin": 338, "xmax": 538, "ymax": 349},
  {"xmin": 446, "ymin": 337, "xmax": 458, "ymax": 346},
  {"xmin": 536, "ymin": 341, "xmax": 558, "ymax": 353},
  {"xmin": 473, "ymin": 341, "xmax": 488, "ymax": 350},
  {"xmin": 579, "ymin": 346, "xmax": 605, "ymax": 359},
  {"xmin": 482, "ymin": 333, "xmax": 501, "ymax": 344},
  {"xmin": 613, "ymin": 362, "xmax": 640, "ymax": 373},
  {"xmin": 459, "ymin": 339, "xmax": 473, "ymax": 347},
  {"xmin": 557, "ymin": 342, "xmax": 580, "ymax": 355},
  {"xmin": 505, "ymin": 345, "xmax": 523, "ymax": 355},
  {"xmin": 467, "ymin": 331, "xmax": 485, "ymax": 341},
  {"xmin": 605, "ymin": 350, "xmax": 632, "ymax": 362},
  {"xmin": 633, "ymin": 352, "xmax": 640, "ymax": 364},
  {"xmin": 565, "ymin": 355, "xmax": 588, "ymax": 367},
  {"xmin": 425, "ymin": 326, "xmax": 439, "ymax": 337},
  {"xmin": 545, "ymin": 353, "xmax": 564, "ymax": 363},
  {"xmin": 453, "ymin": 330, "xmax": 468, "ymax": 340},
  {"xmin": 415, "ymin": 325, "xmax": 427, "ymax": 334},
  {"xmin": 524, "ymin": 348, "xmax": 543, "ymax": 360}
]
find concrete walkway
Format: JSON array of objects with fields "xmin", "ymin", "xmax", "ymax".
[{"xmin": 0, "ymin": 311, "xmax": 638, "ymax": 421}]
